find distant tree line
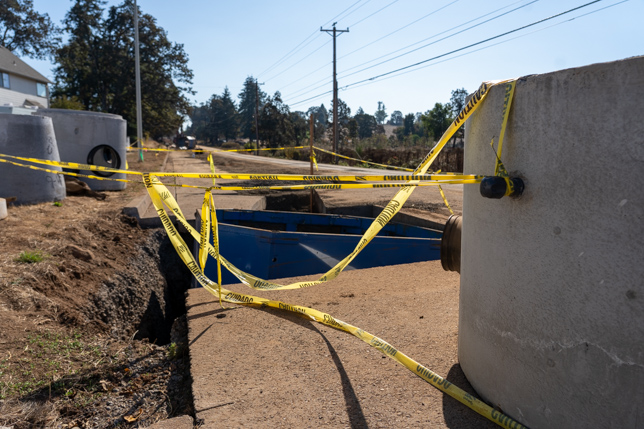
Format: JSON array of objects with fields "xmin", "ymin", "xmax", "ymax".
[{"xmin": 188, "ymin": 84, "xmax": 470, "ymax": 151}]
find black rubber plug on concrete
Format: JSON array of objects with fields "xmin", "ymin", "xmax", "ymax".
[{"xmin": 480, "ymin": 176, "xmax": 525, "ymax": 199}]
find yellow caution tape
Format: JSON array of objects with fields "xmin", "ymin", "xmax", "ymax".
[
  {"xmin": 312, "ymin": 146, "xmax": 415, "ymax": 172},
  {"xmin": 0, "ymin": 154, "xmax": 480, "ymax": 193},
  {"xmin": 150, "ymin": 171, "xmax": 481, "ymax": 181},
  {"xmin": 144, "ymin": 172, "xmax": 527, "ymax": 429},
  {"xmin": 0, "ymin": 157, "xmax": 136, "ymax": 183},
  {"xmin": 0, "ymin": 151, "xmax": 480, "ymax": 184},
  {"xmin": 494, "ymin": 81, "xmax": 516, "ymax": 178},
  {"xmin": 0, "ymin": 152, "xmax": 138, "ymax": 176},
  {"xmin": 310, "ymin": 148, "xmax": 319, "ymax": 171},
  {"xmin": 207, "ymin": 153, "xmax": 216, "ymax": 187},
  {"xmin": 488, "ymin": 81, "xmax": 517, "ymax": 196},
  {"xmin": 142, "ymin": 81, "xmax": 505, "ymax": 292},
  {"xmin": 437, "ymin": 185, "xmax": 454, "ymax": 216}
]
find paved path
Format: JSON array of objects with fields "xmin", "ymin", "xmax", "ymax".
[{"xmin": 187, "ymin": 261, "xmax": 496, "ymax": 428}]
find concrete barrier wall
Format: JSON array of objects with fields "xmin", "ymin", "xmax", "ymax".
[
  {"xmin": 460, "ymin": 56, "xmax": 644, "ymax": 428},
  {"xmin": 38, "ymin": 109, "xmax": 127, "ymax": 191},
  {"xmin": 0, "ymin": 114, "xmax": 66, "ymax": 204}
]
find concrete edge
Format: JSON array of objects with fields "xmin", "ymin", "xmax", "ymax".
[{"xmin": 0, "ymin": 198, "xmax": 7, "ymax": 220}]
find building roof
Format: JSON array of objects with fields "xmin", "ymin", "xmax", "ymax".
[{"xmin": 0, "ymin": 45, "xmax": 51, "ymax": 84}]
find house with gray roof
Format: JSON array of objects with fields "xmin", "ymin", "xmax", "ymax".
[{"xmin": 0, "ymin": 45, "xmax": 50, "ymax": 108}]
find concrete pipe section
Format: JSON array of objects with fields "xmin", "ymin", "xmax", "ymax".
[
  {"xmin": 0, "ymin": 114, "xmax": 66, "ymax": 205},
  {"xmin": 459, "ymin": 56, "xmax": 644, "ymax": 428},
  {"xmin": 38, "ymin": 109, "xmax": 127, "ymax": 191}
]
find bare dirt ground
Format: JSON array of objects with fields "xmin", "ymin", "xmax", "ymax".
[
  {"xmin": 0, "ymin": 146, "xmax": 475, "ymax": 428},
  {"xmin": 0, "ymin": 151, "xmax": 194, "ymax": 428}
]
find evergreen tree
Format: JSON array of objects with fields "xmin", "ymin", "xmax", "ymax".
[
  {"xmin": 374, "ymin": 101, "xmax": 387, "ymax": 125},
  {"xmin": 54, "ymin": 0, "xmax": 193, "ymax": 139},
  {"xmin": 0, "ymin": 0, "xmax": 61, "ymax": 59},
  {"xmin": 219, "ymin": 87, "xmax": 238, "ymax": 140},
  {"xmin": 238, "ymin": 76, "xmax": 266, "ymax": 139},
  {"xmin": 54, "ymin": 0, "xmax": 105, "ymax": 110},
  {"xmin": 259, "ymin": 91, "xmax": 293, "ymax": 148}
]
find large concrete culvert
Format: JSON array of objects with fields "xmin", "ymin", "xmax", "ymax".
[
  {"xmin": 0, "ymin": 113, "xmax": 66, "ymax": 205},
  {"xmin": 459, "ymin": 56, "xmax": 644, "ymax": 428},
  {"xmin": 38, "ymin": 109, "xmax": 128, "ymax": 191}
]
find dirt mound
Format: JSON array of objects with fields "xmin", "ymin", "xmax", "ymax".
[{"xmin": 0, "ymin": 152, "xmax": 195, "ymax": 428}]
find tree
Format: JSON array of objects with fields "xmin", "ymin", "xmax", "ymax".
[
  {"xmin": 403, "ymin": 113, "xmax": 415, "ymax": 136},
  {"xmin": 306, "ymin": 104, "xmax": 328, "ymax": 140},
  {"xmin": 374, "ymin": 101, "xmax": 387, "ymax": 125},
  {"xmin": 218, "ymin": 87, "xmax": 238, "ymax": 141},
  {"xmin": 0, "ymin": 0, "xmax": 61, "ymax": 59},
  {"xmin": 54, "ymin": 0, "xmax": 105, "ymax": 110},
  {"xmin": 389, "ymin": 110, "xmax": 403, "ymax": 126},
  {"xmin": 49, "ymin": 94, "xmax": 84, "ymax": 110},
  {"xmin": 259, "ymin": 91, "xmax": 293, "ymax": 148},
  {"xmin": 289, "ymin": 111, "xmax": 308, "ymax": 145},
  {"xmin": 421, "ymin": 103, "xmax": 453, "ymax": 142},
  {"xmin": 347, "ymin": 118, "xmax": 358, "ymax": 140},
  {"xmin": 238, "ymin": 76, "xmax": 266, "ymax": 140},
  {"xmin": 328, "ymin": 98, "xmax": 351, "ymax": 144},
  {"xmin": 449, "ymin": 87, "xmax": 468, "ymax": 147},
  {"xmin": 354, "ymin": 112, "xmax": 377, "ymax": 139},
  {"xmin": 54, "ymin": 0, "xmax": 194, "ymax": 139},
  {"xmin": 187, "ymin": 103, "xmax": 210, "ymax": 142},
  {"xmin": 450, "ymin": 88, "xmax": 468, "ymax": 116}
]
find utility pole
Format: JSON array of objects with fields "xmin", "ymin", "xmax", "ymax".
[
  {"xmin": 309, "ymin": 113, "xmax": 314, "ymax": 213},
  {"xmin": 133, "ymin": 0, "xmax": 143, "ymax": 162},
  {"xmin": 321, "ymin": 23, "xmax": 348, "ymax": 164},
  {"xmin": 254, "ymin": 79, "xmax": 264, "ymax": 157}
]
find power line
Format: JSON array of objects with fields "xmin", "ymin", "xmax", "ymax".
[
  {"xmin": 284, "ymin": 0, "xmax": 536, "ymax": 103},
  {"xmin": 344, "ymin": 0, "xmax": 629, "ymax": 93},
  {"xmin": 338, "ymin": 0, "xmax": 540, "ymax": 81},
  {"xmin": 263, "ymin": 40, "xmax": 331, "ymax": 83},
  {"xmin": 288, "ymin": 0, "xmax": 611, "ymax": 107},
  {"xmin": 339, "ymin": 0, "xmax": 460, "ymax": 60},
  {"xmin": 345, "ymin": 0, "xmax": 399, "ymax": 28},
  {"xmin": 257, "ymin": 0, "xmax": 366, "ymax": 79},
  {"xmin": 262, "ymin": 0, "xmax": 393, "ymax": 85},
  {"xmin": 341, "ymin": 0, "xmax": 603, "ymax": 89}
]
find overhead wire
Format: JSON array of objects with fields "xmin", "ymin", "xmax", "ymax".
[
  {"xmin": 263, "ymin": 0, "xmax": 395, "ymax": 85},
  {"xmin": 288, "ymin": 0, "xmax": 613, "ymax": 107},
  {"xmin": 257, "ymin": 0, "xmax": 366, "ymax": 78},
  {"xmin": 339, "ymin": 0, "xmax": 460, "ymax": 60},
  {"xmin": 345, "ymin": 0, "xmax": 630, "ymax": 94},
  {"xmin": 279, "ymin": 0, "xmax": 460, "ymax": 94},
  {"xmin": 338, "ymin": 0, "xmax": 541, "ymax": 81},
  {"xmin": 284, "ymin": 0, "xmax": 537, "ymax": 104},
  {"xmin": 340, "ymin": 0, "xmax": 604, "ymax": 89}
]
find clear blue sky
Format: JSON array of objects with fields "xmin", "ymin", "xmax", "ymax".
[{"xmin": 30, "ymin": 0, "xmax": 642, "ymax": 118}]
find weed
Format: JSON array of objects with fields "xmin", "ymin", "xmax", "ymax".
[
  {"xmin": 15, "ymin": 251, "xmax": 48, "ymax": 264},
  {"xmin": 53, "ymin": 201, "xmax": 63, "ymax": 207},
  {"xmin": 167, "ymin": 342, "xmax": 177, "ymax": 360}
]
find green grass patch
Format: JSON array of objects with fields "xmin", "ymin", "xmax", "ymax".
[{"xmin": 15, "ymin": 250, "xmax": 48, "ymax": 263}]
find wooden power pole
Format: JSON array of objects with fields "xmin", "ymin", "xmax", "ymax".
[
  {"xmin": 321, "ymin": 23, "xmax": 348, "ymax": 164},
  {"xmin": 254, "ymin": 79, "xmax": 264, "ymax": 156},
  {"xmin": 309, "ymin": 113, "xmax": 314, "ymax": 213}
]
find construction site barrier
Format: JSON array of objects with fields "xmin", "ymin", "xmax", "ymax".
[{"xmin": 0, "ymin": 79, "xmax": 526, "ymax": 428}]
